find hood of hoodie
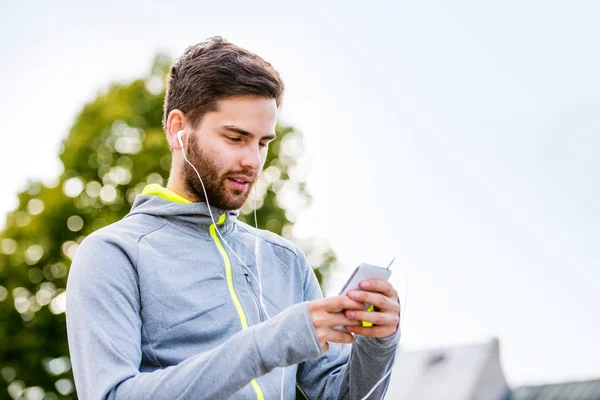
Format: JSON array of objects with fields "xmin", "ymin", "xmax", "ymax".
[{"xmin": 124, "ymin": 183, "xmax": 240, "ymax": 236}]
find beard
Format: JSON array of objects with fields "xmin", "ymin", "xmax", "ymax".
[{"xmin": 182, "ymin": 134, "xmax": 256, "ymax": 210}]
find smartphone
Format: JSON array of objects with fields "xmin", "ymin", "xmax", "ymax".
[{"xmin": 334, "ymin": 263, "xmax": 392, "ymax": 332}]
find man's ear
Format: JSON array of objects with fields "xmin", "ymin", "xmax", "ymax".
[{"xmin": 166, "ymin": 109, "xmax": 186, "ymax": 150}]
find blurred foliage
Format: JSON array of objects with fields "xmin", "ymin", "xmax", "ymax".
[{"xmin": 0, "ymin": 54, "xmax": 336, "ymax": 399}]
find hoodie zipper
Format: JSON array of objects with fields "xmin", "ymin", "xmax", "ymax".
[
  {"xmin": 244, "ymin": 273, "xmax": 265, "ymax": 323},
  {"xmin": 209, "ymin": 214, "xmax": 264, "ymax": 400}
]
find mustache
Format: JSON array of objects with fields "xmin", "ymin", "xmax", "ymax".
[{"xmin": 226, "ymin": 170, "xmax": 258, "ymax": 180}]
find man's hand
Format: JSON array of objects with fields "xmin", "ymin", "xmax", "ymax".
[
  {"xmin": 308, "ymin": 296, "xmax": 366, "ymax": 352},
  {"xmin": 343, "ymin": 280, "xmax": 400, "ymax": 338}
]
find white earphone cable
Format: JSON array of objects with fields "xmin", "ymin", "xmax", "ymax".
[
  {"xmin": 179, "ymin": 135, "xmax": 264, "ymax": 291},
  {"xmin": 180, "ymin": 133, "xmax": 283, "ymax": 398}
]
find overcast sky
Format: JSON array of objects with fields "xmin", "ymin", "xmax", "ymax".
[{"xmin": 1, "ymin": 0, "xmax": 599, "ymax": 387}]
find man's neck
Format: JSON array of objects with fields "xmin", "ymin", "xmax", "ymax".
[{"xmin": 166, "ymin": 178, "xmax": 195, "ymax": 203}]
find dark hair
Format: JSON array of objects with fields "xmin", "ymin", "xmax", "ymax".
[{"xmin": 163, "ymin": 36, "xmax": 284, "ymax": 131}]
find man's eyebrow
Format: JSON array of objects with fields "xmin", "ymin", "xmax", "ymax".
[{"xmin": 223, "ymin": 125, "xmax": 276, "ymax": 141}]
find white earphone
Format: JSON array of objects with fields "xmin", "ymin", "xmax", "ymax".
[{"xmin": 176, "ymin": 129, "xmax": 184, "ymax": 149}]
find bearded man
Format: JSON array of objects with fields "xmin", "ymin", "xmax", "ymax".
[{"xmin": 66, "ymin": 36, "xmax": 400, "ymax": 400}]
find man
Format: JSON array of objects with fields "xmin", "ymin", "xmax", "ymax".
[{"xmin": 66, "ymin": 36, "xmax": 400, "ymax": 399}]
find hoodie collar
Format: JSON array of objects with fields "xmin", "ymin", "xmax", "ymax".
[
  {"xmin": 126, "ymin": 184, "xmax": 239, "ymax": 235},
  {"xmin": 142, "ymin": 183, "xmax": 192, "ymax": 204}
]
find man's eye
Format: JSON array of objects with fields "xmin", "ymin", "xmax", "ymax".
[
  {"xmin": 228, "ymin": 137, "xmax": 242, "ymax": 142},
  {"xmin": 259, "ymin": 142, "xmax": 269, "ymax": 148}
]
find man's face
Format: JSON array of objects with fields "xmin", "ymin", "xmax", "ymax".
[{"xmin": 182, "ymin": 95, "xmax": 277, "ymax": 210}]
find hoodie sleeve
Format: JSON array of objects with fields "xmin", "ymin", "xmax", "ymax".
[
  {"xmin": 296, "ymin": 253, "xmax": 400, "ymax": 400},
  {"xmin": 66, "ymin": 233, "xmax": 322, "ymax": 400}
]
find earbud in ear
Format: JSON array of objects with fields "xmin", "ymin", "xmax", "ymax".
[{"xmin": 176, "ymin": 130, "xmax": 184, "ymax": 149}]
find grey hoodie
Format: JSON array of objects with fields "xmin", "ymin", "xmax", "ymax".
[{"xmin": 66, "ymin": 187, "xmax": 399, "ymax": 399}]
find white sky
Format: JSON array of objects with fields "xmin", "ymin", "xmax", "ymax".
[{"xmin": 2, "ymin": 0, "xmax": 599, "ymax": 388}]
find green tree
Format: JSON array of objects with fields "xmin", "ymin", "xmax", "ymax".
[{"xmin": 0, "ymin": 55, "xmax": 336, "ymax": 399}]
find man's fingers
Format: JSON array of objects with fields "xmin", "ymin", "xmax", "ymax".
[
  {"xmin": 329, "ymin": 312, "xmax": 363, "ymax": 328},
  {"xmin": 358, "ymin": 279, "xmax": 398, "ymax": 299},
  {"xmin": 345, "ymin": 310, "xmax": 399, "ymax": 327},
  {"xmin": 348, "ymin": 291, "xmax": 399, "ymax": 313},
  {"xmin": 346, "ymin": 324, "xmax": 394, "ymax": 338},
  {"xmin": 325, "ymin": 329, "xmax": 355, "ymax": 344},
  {"xmin": 322, "ymin": 295, "xmax": 365, "ymax": 312},
  {"xmin": 314, "ymin": 310, "xmax": 362, "ymax": 328}
]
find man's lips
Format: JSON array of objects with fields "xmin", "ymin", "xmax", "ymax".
[{"xmin": 227, "ymin": 175, "xmax": 254, "ymax": 190}]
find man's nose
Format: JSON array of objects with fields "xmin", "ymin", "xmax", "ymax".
[{"xmin": 240, "ymin": 145, "xmax": 262, "ymax": 171}]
